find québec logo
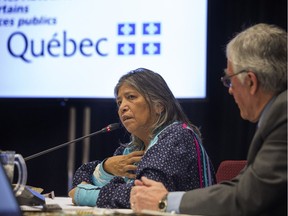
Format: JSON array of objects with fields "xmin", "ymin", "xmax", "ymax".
[
  {"xmin": 5, "ymin": 22, "xmax": 162, "ymax": 63},
  {"xmin": 117, "ymin": 22, "xmax": 161, "ymax": 55}
]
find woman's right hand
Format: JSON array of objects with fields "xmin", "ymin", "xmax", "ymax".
[{"xmin": 103, "ymin": 150, "xmax": 144, "ymax": 178}]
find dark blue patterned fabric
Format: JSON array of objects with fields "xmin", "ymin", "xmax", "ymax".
[{"xmin": 72, "ymin": 122, "xmax": 216, "ymax": 208}]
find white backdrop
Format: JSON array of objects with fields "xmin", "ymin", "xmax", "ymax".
[{"xmin": 0, "ymin": 0, "xmax": 207, "ymax": 99}]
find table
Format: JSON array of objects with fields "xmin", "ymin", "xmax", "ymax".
[{"xmin": 21, "ymin": 197, "xmax": 201, "ymax": 216}]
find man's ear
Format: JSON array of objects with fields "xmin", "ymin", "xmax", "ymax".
[{"xmin": 247, "ymin": 72, "xmax": 258, "ymax": 95}]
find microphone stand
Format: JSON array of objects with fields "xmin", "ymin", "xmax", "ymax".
[{"xmin": 24, "ymin": 123, "xmax": 120, "ymax": 161}]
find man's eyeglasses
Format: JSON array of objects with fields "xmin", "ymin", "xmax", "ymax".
[{"xmin": 221, "ymin": 69, "xmax": 248, "ymax": 88}]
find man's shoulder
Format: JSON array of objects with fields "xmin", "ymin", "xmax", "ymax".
[
  {"xmin": 270, "ymin": 90, "xmax": 287, "ymax": 115},
  {"xmin": 261, "ymin": 90, "xmax": 287, "ymax": 133},
  {"xmin": 276, "ymin": 90, "xmax": 287, "ymax": 102}
]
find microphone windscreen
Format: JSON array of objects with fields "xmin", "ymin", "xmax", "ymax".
[{"xmin": 105, "ymin": 123, "xmax": 120, "ymax": 132}]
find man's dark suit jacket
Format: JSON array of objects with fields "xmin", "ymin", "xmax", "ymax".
[{"xmin": 180, "ymin": 90, "xmax": 287, "ymax": 216}]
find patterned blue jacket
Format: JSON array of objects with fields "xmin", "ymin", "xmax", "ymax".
[{"xmin": 72, "ymin": 122, "xmax": 216, "ymax": 208}]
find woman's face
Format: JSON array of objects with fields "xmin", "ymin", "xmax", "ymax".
[{"xmin": 116, "ymin": 83, "xmax": 159, "ymax": 144}]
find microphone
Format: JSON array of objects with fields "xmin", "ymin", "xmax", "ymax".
[{"xmin": 24, "ymin": 123, "xmax": 120, "ymax": 161}]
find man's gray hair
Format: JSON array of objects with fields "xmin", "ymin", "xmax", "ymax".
[{"xmin": 226, "ymin": 23, "xmax": 287, "ymax": 94}]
